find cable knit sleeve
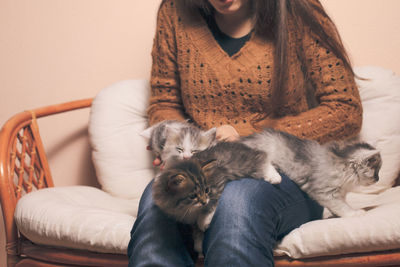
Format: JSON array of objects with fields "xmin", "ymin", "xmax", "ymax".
[
  {"xmin": 147, "ymin": 1, "xmax": 187, "ymax": 125},
  {"xmin": 255, "ymin": 2, "xmax": 362, "ymax": 143}
]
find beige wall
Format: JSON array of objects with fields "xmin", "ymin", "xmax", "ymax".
[
  {"xmin": 321, "ymin": 0, "xmax": 400, "ymax": 74},
  {"xmin": 0, "ymin": 0, "xmax": 399, "ymax": 264}
]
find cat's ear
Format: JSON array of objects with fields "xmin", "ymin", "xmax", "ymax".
[
  {"xmin": 164, "ymin": 124, "xmax": 180, "ymax": 138},
  {"xmin": 140, "ymin": 125, "xmax": 155, "ymax": 139},
  {"xmin": 201, "ymin": 159, "xmax": 217, "ymax": 173},
  {"xmin": 362, "ymin": 150, "xmax": 381, "ymax": 168},
  {"xmin": 166, "ymin": 174, "xmax": 186, "ymax": 193},
  {"xmin": 203, "ymin": 128, "xmax": 217, "ymax": 140}
]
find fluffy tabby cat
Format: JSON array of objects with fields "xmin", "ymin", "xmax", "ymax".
[
  {"xmin": 152, "ymin": 141, "xmax": 282, "ymax": 253},
  {"xmin": 242, "ymin": 128, "xmax": 381, "ymax": 216},
  {"xmin": 153, "ymin": 141, "xmax": 282, "ymax": 225},
  {"xmin": 142, "ymin": 120, "xmax": 217, "ymax": 167},
  {"xmin": 153, "ymin": 128, "xmax": 381, "ymax": 231}
]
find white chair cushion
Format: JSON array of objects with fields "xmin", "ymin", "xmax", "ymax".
[
  {"xmin": 353, "ymin": 66, "xmax": 400, "ymax": 192},
  {"xmin": 275, "ymin": 187, "xmax": 400, "ymax": 258},
  {"xmin": 15, "ymin": 186, "xmax": 138, "ymax": 254},
  {"xmin": 15, "ymin": 79, "xmax": 154, "ymax": 254},
  {"xmin": 88, "ymin": 79, "xmax": 154, "ymax": 200}
]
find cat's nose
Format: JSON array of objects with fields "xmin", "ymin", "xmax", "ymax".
[{"xmin": 199, "ymin": 196, "xmax": 208, "ymax": 205}]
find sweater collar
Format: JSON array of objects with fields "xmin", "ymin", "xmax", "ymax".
[{"xmin": 182, "ymin": 7, "xmax": 268, "ymax": 62}]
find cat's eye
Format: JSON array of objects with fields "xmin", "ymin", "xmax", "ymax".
[
  {"xmin": 205, "ymin": 187, "xmax": 210, "ymax": 194},
  {"xmin": 176, "ymin": 147, "xmax": 183, "ymax": 153},
  {"xmin": 191, "ymin": 150, "xmax": 200, "ymax": 154},
  {"xmin": 189, "ymin": 194, "xmax": 197, "ymax": 200}
]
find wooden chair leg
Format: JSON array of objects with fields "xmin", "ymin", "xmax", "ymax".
[
  {"xmin": 7, "ymin": 254, "xmax": 21, "ymax": 267},
  {"xmin": 15, "ymin": 258, "xmax": 75, "ymax": 267}
]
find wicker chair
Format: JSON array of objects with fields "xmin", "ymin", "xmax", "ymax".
[{"xmin": 1, "ymin": 96, "xmax": 400, "ymax": 266}]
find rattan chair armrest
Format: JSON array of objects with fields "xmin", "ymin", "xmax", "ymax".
[{"xmin": 0, "ymin": 98, "xmax": 92, "ymax": 256}]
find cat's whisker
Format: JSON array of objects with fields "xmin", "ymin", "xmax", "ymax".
[{"xmin": 180, "ymin": 205, "xmax": 192, "ymax": 221}]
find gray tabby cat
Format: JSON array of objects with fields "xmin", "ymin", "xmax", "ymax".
[
  {"xmin": 241, "ymin": 128, "xmax": 382, "ymax": 218},
  {"xmin": 152, "ymin": 141, "xmax": 282, "ymax": 253},
  {"xmin": 153, "ymin": 141, "xmax": 282, "ymax": 226},
  {"xmin": 141, "ymin": 120, "xmax": 217, "ymax": 167}
]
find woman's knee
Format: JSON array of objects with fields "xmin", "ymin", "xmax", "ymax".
[
  {"xmin": 136, "ymin": 180, "xmax": 155, "ymax": 214},
  {"xmin": 215, "ymin": 178, "xmax": 280, "ymax": 219},
  {"xmin": 202, "ymin": 179, "xmax": 279, "ymax": 265}
]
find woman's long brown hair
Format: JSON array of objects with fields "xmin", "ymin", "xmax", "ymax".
[{"xmin": 181, "ymin": 0, "xmax": 355, "ymax": 118}]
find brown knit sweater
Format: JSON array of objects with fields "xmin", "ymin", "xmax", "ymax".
[{"xmin": 147, "ymin": 0, "xmax": 362, "ymax": 143}]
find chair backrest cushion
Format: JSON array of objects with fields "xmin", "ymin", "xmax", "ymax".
[
  {"xmin": 89, "ymin": 79, "xmax": 154, "ymax": 199},
  {"xmin": 88, "ymin": 66, "xmax": 400, "ymax": 200},
  {"xmin": 354, "ymin": 66, "xmax": 400, "ymax": 193}
]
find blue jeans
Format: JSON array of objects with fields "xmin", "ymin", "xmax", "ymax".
[{"xmin": 128, "ymin": 175, "xmax": 322, "ymax": 267}]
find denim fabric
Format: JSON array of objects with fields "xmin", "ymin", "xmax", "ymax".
[{"xmin": 128, "ymin": 175, "xmax": 322, "ymax": 267}]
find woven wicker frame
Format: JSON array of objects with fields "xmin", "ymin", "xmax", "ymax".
[{"xmin": 1, "ymin": 99, "xmax": 400, "ymax": 266}]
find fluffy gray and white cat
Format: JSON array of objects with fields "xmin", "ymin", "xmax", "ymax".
[
  {"xmin": 241, "ymin": 128, "xmax": 381, "ymax": 218},
  {"xmin": 141, "ymin": 120, "xmax": 217, "ymax": 167}
]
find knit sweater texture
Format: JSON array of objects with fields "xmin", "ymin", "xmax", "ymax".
[{"xmin": 148, "ymin": 0, "xmax": 362, "ymax": 143}]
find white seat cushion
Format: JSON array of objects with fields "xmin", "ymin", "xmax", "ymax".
[
  {"xmin": 15, "ymin": 79, "xmax": 154, "ymax": 254},
  {"xmin": 275, "ymin": 187, "xmax": 400, "ymax": 258},
  {"xmin": 15, "ymin": 186, "xmax": 138, "ymax": 254}
]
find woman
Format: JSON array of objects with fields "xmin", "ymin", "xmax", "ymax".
[{"xmin": 128, "ymin": 0, "xmax": 362, "ymax": 266}]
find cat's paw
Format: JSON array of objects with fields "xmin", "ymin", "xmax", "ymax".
[
  {"xmin": 193, "ymin": 232, "xmax": 203, "ymax": 254},
  {"xmin": 341, "ymin": 209, "xmax": 366, "ymax": 218},
  {"xmin": 266, "ymin": 173, "xmax": 282, "ymax": 184},
  {"xmin": 263, "ymin": 166, "xmax": 282, "ymax": 184},
  {"xmin": 322, "ymin": 208, "xmax": 335, "ymax": 219},
  {"xmin": 197, "ymin": 211, "xmax": 215, "ymax": 232}
]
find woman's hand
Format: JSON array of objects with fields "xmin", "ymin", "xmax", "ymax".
[{"xmin": 216, "ymin": 124, "xmax": 240, "ymax": 141}]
